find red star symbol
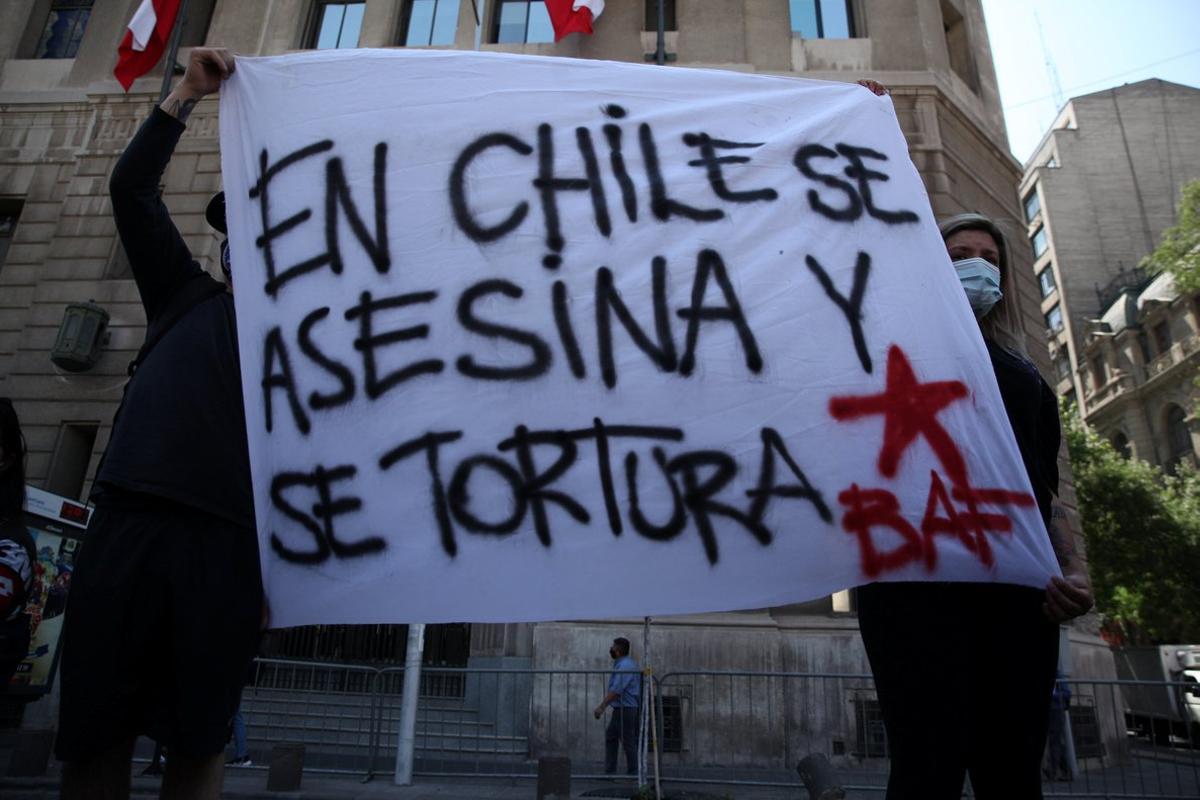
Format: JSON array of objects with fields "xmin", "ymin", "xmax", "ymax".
[{"xmin": 829, "ymin": 345, "xmax": 969, "ymax": 485}]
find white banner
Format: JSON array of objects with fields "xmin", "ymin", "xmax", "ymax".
[{"xmin": 219, "ymin": 49, "xmax": 1059, "ymax": 628}]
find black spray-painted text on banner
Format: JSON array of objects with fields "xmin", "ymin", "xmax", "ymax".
[{"xmin": 246, "ymin": 106, "xmax": 942, "ymax": 576}]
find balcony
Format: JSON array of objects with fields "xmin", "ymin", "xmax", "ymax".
[
  {"xmin": 1083, "ymin": 370, "xmax": 1134, "ymax": 414},
  {"xmin": 1082, "ymin": 331, "xmax": 1200, "ymax": 416},
  {"xmin": 1145, "ymin": 334, "xmax": 1199, "ymax": 379}
]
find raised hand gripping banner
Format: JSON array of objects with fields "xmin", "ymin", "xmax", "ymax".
[{"xmin": 219, "ymin": 49, "xmax": 1059, "ymax": 628}]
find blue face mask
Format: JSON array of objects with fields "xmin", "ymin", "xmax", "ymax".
[{"xmin": 953, "ymin": 257, "xmax": 1002, "ymax": 318}]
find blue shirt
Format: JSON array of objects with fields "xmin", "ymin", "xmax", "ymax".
[
  {"xmin": 608, "ymin": 655, "xmax": 641, "ymax": 707},
  {"xmin": 1050, "ymin": 677, "xmax": 1071, "ymax": 711}
]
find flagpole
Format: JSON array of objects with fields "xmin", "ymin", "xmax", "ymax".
[
  {"xmin": 157, "ymin": 0, "xmax": 191, "ymax": 103},
  {"xmin": 655, "ymin": 0, "xmax": 666, "ymax": 65},
  {"xmin": 470, "ymin": 0, "xmax": 482, "ymax": 50}
]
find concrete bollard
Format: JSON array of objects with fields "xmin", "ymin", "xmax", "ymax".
[
  {"xmin": 536, "ymin": 755, "xmax": 571, "ymax": 800},
  {"xmin": 796, "ymin": 752, "xmax": 845, "ymax": 800},
  {"xmin": 266, "ymin": 743, "xmax": 305, "ymax": 791}
]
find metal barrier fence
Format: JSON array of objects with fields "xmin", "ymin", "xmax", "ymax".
[
  {"xmin": 651, "ymin": 672, "xmax": 1200, "ymax": 798},
  {"xmin": 240, "ymin": 660, "xmax": 1200, "ymax": 798},
  {"xmin": 243, "ymin": 662, "xmax": 628, "ymax": 780},
  {"xmin": 244, "ymin": 658, "xmax": 383, "ymax": 776},
  {"xmin": 654, "ymin": 670, "xmax": 885, "ymax": 789}
]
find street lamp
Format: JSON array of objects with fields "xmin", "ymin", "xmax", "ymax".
[{"xmin": 50, "ymin": 300, "xmax": 109, "ymax": 372}]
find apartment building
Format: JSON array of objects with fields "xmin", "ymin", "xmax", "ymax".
[{"xmin": 1017, "ymin": 80, "xmax": 1200, "ymax": 418}]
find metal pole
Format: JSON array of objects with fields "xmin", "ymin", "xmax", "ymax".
[
  {"xmin": 639, "ymin": 617, "xmax": 650, "ymax": 783},
  {"xmin": 648, "ymin": 678, "xmax": 662, "ymax": 800},
  {"xmin": 394, "ymin": 623, "xmax": 426, "ymax": 785},
  {"xmin": 470, "ymin": 0, "xmax": 483, "ymax": 50},
  {"xmin": 640, "ymin": 619, "xmax": 662, "ymax": 800},
  {"xmin": 655, "ymin": 0, "xmax": 666, "ymax": 65},
  {"xmin": 157, "ymin": 0, "xmax": 191, "ymax": 103},
  {"xmin": 1058, "ymin": 626, "xmax": 1079, "ymax": 779}
]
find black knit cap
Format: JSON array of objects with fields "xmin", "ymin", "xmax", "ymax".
[{"xmin": 938, "ymin": 212, "xmax": 1009, "ymax": 276}]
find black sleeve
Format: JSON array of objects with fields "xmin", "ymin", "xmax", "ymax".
[
  {"xmin": 1038, "ymin": 376, "xmax": 1061, "ymax": 497},
  {"xmin": 109, "ymin": 107, "xmax": 204, "ymax": 323}
]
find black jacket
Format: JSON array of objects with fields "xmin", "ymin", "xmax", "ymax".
[
  {"xmin": 96, "ymin": 108, "xmax": 254, "ymax": 529},
  {"xmin": 986, "ymin": 340, "xmax": 1060, "ymax": 529}
]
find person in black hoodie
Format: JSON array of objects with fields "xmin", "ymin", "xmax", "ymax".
[
  {"xmin": 856, "ymin": 213, "xmax": 1093, "ymax": 799},
  {"xmin": 56, "ymin": 48, "xmax": 261, "ymax": 799},
  {"xmin": 0, "ymin": 398, "xmax": 36, "ymax": 691}
]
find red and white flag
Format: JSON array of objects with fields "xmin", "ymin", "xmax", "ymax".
[
  {"xmin": 114, "ymin": 0, "xmax": 183, "ymax": 91},
  {"xmin": 543, "ymin": 0, "xmax": 605, "ymax": 41}
]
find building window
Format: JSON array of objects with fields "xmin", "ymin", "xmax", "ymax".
[
  {"xmin": 35, "ymin": 0, "xmax": 93, "ymax": 59},
  {"xmin": 402, "ymin": 0, "xmax": 462, "ymax": 46},
  {"xmin": 1153, "ymin": 320, "xmax": 1172, "ymax": 355},
  {"xmin": 789, "ymin": 0, "xmax": 854, "ymax": 39},
  {"xmin": 47, "ymin": 422, "xmax": 99, "ymax": 501},
  {"xmin": 309, "ymin": 1, "xmax": 365, "ymax": 49},
  {"xmin": 1137, "ymin": 330, "xmax": 1152, "ymax": 363},
  {"xmin": 1091, "ymin": 355, "xmax": 1106, "ymax": 389},
  {"xmin": 1031, "ymin": 226, "xmax": 1048, "ymax": 259},
  {"xmin": 0, "ymin": 199, "xmax": 23, "ymax": 274},
  {"xmin": 853, "ymin": 696, "xmax": 888, "ymax": 757},
  {"xmin": 1166, "ymin": 405, "xmax": 1193, "ymax": 468},
  {"xmin": 492, "ymin": 0, "xmax": 555, "ymax": 43},
  {"xmin": 643, "ymin": 0, "xmax": 677, "ymax": 31},
  {"xmin": 1054, "ymin": 353, "xmax": 1071, "ymax": 380},
  {"xmin": 1045, "ymin": 305, "xmax": 1063, "ymax": 332},
  {"xmin": 1110, "ymin": 432, "xmax": 1131, "ymax": 459},
  {"xmin": 1037, "ymin": 266, "xmax": 1056, "ymax": 298},
  {"xmin": 940, "ymin": 0, "xmax": 977, "ymax": 91},
  {"xmin": 1023, "ymin": 189, "xmax": 1041, "ymax": 224},
  {"xmin": 259, "ymin": 623, "xmax": 472, "ymax": 674}
]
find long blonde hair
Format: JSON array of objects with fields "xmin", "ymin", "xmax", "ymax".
[{"xmin": 938, "ymin": 213, "xmax": 1028, "ymax": 357}]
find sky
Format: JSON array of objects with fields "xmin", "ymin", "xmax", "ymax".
[{"xmin": 980, "ymin": 0, "xmax": 1200, "ymax": 164}]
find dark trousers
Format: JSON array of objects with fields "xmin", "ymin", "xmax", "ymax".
[
  {"xmin": 605, "ymin": 704, "xmax": 640, "ymax": 775},
  {"xmin": 56, "ymin": 501, "xmax": 262, "ymax": 761},
  {"xmin": 0, "ymin": 613, "xmax": 30, "ymax": 690},
  {"xmin": 857, "ymin": 582, "xmax": 1059, "ymax": 800},
  {"xmin": 1045, "ymin": 707, "xmax": 1071, "ymax": 778}
]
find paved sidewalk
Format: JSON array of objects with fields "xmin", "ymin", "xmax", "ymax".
[
  {"xmin": 3, "ymin": 749, "xmax": 1198, "ymax": 799},
  {"xmin": 2, "ymin": 770, "xmax": 811, "ymax": 800}
]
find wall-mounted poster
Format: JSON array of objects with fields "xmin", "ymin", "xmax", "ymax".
[{"xmin": 6, "ymin": 486, "xmax": 89, "ymax": 696}]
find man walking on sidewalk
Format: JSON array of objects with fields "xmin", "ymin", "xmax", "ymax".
[{"xmin": 594, "ymin": 637, "xmax": 642, "ymax": 776}]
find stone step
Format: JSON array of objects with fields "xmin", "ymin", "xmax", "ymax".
[
  {"xmin": 244, "ymin": 720, "xmax": 526, "ymax": 753},
  {"xmin": 244, "ymin": 691, "xmax": 479, "ymax": 715},
  {"xmin": 244, "ymin": 702, "xmax": 487, "ymax": 725},
  {"xmin": 243, "ymin": 707, "xmax": 494, "ymax": 732}
]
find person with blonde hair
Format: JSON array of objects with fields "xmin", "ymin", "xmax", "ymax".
[{"xmin": 856, "ymin": 213, "xmax": 1093, "ymax": 799}]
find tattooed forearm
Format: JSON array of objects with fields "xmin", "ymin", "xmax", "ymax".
[
  {"xmin": 161, "ymin": 95, "xmax": 198, "ymax": 123},
  {"xmin": 1047, "ymin": 506, "xmax": 1078, "ymax": 568}
]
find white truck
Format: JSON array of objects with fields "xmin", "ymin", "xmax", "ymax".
[{"xmin": 1114, "ymin": 645, "xmax": 1200, "ymax": 745}]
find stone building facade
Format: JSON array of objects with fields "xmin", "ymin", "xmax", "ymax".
[
  {"xmin": 1078, "ymin": 270, "xmax": 1200, "ymax": 469},
  {"xmin": 1017, "ymin": 80, "xmax": 1200, "ymax": 408},
  {"xmin": 1, "ymin": 0, "xmax": 1113, "ymax": 762}
]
